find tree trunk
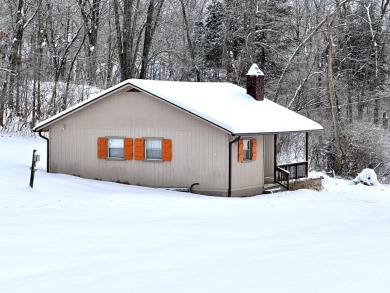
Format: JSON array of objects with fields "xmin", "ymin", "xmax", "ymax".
[
  {"xmin": 8, "ymin": 0, "xmax": 25, "ymax": 112},
  {"xmin": 178, "ymin": 0, "xmax": 200, "ymax": 81},
  {"xmin": 78, "ymin": 0, "xmax": 101, "ymax": 85},
  {"xmin": 326, "ymin": 12, "xmax": 342, "ymax": 174},
  {"xmin": 114, "ymin": 0, "xmax": 142, "ymax": 80},
  {"xmin": 0, "ymin": 80, "xmax": 7, "ymax": 127},
  {"xmin": 62, "ymin": 34, "xmax": 86, "ymax": 111},
  {"xmin": 374, "ymin": 99, "xmax": 379, "ymax": 125},
  {"xmin": 383, "ymin": 111, "xmax": 389, "ymax": 129},
  {"xmin": 106, "ymin": 5, "xmax": 114, "ymax": 87},
  {"xmin": 245, "ymin": 0, "xmax": 256, "ymax": 68},
  {"xmin": 140, "ymin": 0, "xmax": 165, "ymax": 79}
]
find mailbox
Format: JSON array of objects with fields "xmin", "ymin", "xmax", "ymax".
[
  {"xmin": 34, "ymin": 154, "xmax": 40, "ymax": 162},
  {"xmin": 29, "ymin": 149, "xmax": 40, "ymax": 188}
]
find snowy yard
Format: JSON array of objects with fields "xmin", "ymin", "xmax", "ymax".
[{"xmin": 1, "ymin": 135, "xmax": 390, "ymax": 293}]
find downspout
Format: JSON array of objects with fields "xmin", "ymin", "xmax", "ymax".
[
  {"xmin": 38, "ymin": 131, "xmax": 50, "ymax": 173},
  {"xmin": 228, "ymin": 135, "xmax": 241, "ymax": 197},
  {"xmin": 189, "ymin": 182, "xmax": 200, "ymax": 193}
]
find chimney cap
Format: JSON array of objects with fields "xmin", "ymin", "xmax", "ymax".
[{"xmin": 246, "ymin": 64, "xmax": 264, "ymax": 76}]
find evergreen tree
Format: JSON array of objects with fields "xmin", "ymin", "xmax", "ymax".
[{"xmin": 203, "ymin": 0, "xmax": 225, "ymax": 80}]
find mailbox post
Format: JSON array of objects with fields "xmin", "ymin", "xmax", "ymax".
[{"xmin": 29, "ymin": 149, "xmax": 40, "ymax": 188}]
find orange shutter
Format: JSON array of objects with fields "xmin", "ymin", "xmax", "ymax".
[
  {"xmin": 134, "ymin": 138, "xmax": 144, "ymax": 160},
  {"xmin": 124, "ymin": 138, "xmax": 133, "ymax": 160},
  {"xmin": 162, "ymin": 139, "xmax": 172, "ymax": 161},
  {"xmin": 97, "ymin": 137, "xmax": 107, "ymax": 159},
  {"xmin": 238, "ymin": 139, "xmax": 244, "ymax": 162},
  {"xmin": 251, "ymin": 139, "xmax": 257, "ymax": 161}
]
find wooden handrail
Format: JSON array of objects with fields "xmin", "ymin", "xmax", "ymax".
[
  {"xmin": 276, "ymin": 166, "xmax": 290, "ymax": 190},
  {"xmin": 277, "ymin": 161, "xmax": 308, "ymax": 180},
  {"xmin": 275, "ymin": 161, "xmax": 308, "ymax": 190}
]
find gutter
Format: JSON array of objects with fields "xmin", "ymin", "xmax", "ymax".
[
  {"xmin": 228, "ymin": 135, "xmax": 241, "ymax": 197},
  {"xmin": 38, "ymin": 131, "xmax": 50, "ymax": 173}
]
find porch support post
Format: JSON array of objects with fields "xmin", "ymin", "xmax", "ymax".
[
  {"xmin": 306, "ymin": 132, "xmax": 309, "ymax": 162},
  {"xmin": 274, "ymin": 134, "xmax": 277, "ymax": 183},
  {"xmin": 305, "ymin": 132, "xmax": 309, "ymax": 176}
]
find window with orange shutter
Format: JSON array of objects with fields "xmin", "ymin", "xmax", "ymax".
[
  {"xmin": 135, "ymin": 138, "xmax": 172, "ymax": 161},
  {"xmin": 97, "ymin": 137, "xmax": 133, "ymax": 160},
  {"xmin": 145, "ymin": 139, "xmax": 162, "ymax": 160},
  {"xmin": 107, "ymin": 138, "xmax": 124, "ymax": 158},
  {"xmin": 243, "ymin": 139, "xmax": 251, "ymax": 160},
  {"xmin": 238, "ymin": 138, "xmax": 257, "ymax": 162}
]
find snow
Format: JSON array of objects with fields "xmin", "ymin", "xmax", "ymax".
[
  {"xmin": 34, "ymin": 79, "xmax": 323, "ymax": 134},
  {"xmin": 247, "ymin": 63, "xmax": 264, "ymax": 76},
  {"xmin": 353, "ymin": 168, "xmax": 381, "ymax": 187},
  {"xmin": 1, "ymin": 135, "xmax": 390, "ymax": 293}
]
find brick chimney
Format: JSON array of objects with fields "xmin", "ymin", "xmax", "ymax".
[{"xmin": 246, "ymin": 64, "xmax": 264, "ymax": 101}]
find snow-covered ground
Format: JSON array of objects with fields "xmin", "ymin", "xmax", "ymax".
[{"xmin": 1, "ymin": 134, "xmax": 390, "ymax": 293}]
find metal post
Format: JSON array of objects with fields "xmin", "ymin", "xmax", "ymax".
[
  {"xmin": 306, "ymin": 132, "xmax": 309, "ymax": 162},
  {"xmin": 29, "ymin": 149, "xmax": 37, "ymax": 188},
  {"xmin": 274, "ymin": 134, "xmax": 277, "ymax": 183}
]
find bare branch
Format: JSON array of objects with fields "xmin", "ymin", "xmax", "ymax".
[
  {"xmin": 23, "ymin": 0, "xmax": 42, "ymax": 29},
  {"xmin": 0, "ymin": 68, "xmax": 16, "ymax": 75},
  {"xmin": 274, "ymin": 0, "xmax": 353, "ymax": 100}
]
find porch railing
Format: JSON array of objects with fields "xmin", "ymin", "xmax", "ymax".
[
  {"xmin": 275, "ymin": 166, "xmax": 290, "ymax": 190},
  {"xmin": 278, "ymin": 161, "xmax": 308, "ymax": 180},
  {"xmin": 275, "ymin": 161, "xmax": 308, "ymax": 190}
]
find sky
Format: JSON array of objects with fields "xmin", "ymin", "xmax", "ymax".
[{"xmin": 0, "ymin": 134, "xmax": 390, "ymax": 293}]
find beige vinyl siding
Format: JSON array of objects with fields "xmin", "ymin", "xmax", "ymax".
[
  {"xmin": 264, "ymin": 134, "xmax": 275, "ymax": 179},
  {"xmin": 230, "ymin": 135, "xmax": 264, "ymax": 196},
  {"xmin": 49, "ymin": 87, "xmax": 229, "ymax": 195}
]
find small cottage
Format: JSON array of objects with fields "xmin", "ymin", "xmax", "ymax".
[{"xmin": 34, "ymin": 65, "xmax": 323, "ymax": 196}]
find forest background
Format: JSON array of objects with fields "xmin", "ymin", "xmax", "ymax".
[{"xmin": 1, "ymin": 0, "xmax": 390, "ymax": 181}]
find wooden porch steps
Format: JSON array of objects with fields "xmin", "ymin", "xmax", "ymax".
[{"xmin": 263, "ymin": 182, "xmax": 286, "ymax": 194}]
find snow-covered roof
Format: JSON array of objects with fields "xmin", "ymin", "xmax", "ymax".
[{"xmin": 34, "ymin": 79, "xmax": 323, "ymax": 134}]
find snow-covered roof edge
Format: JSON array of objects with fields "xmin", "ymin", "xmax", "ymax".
[
  {"xmin": 33, "ymin": 80, "xmax": 233, "ymax": 133},
  {"xmin": 34, "ymin": 79, "xmax": 323, "ymax": 134}
]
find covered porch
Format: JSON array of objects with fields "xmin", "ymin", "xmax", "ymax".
[{"xmin": 264, "ymin": 132, "xmax": 320, "ymax": 192}]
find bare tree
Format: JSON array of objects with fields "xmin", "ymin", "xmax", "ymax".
[
  {"xmin": 8, "ymin": 0, "xmax": 37, "ymax": 113},
  {"xmin": 77, "ymin": 0, "xmax": 102, "ymax": 85},
  {"xmin": 177, "ymin": 0, "xmax": 201, "ymax": 81},
  {"xmin": 44, "ymin": 2, "xmax": 84, "ymax": 114},
  {"xmin": 325, "ymin": 10, "xmax": 341, "ymax": 174},
  {"xmin": 139, "ymin": 0, "xmax": 166, "ymax": 79},
  {"xmin": 113, "ymin": 0, "xmax": 143, "ymax": 80}
]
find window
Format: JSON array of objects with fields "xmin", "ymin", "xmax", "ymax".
[
  {"xmin": 238, "ymin": 138, "xmax": 257, "ymax": 162},
  {"xmin": 99, "ymin": 137, "xmax": 170, "ymax": 162},
  {"xmin": 97, "ymin": 137, "xmax": 133, "ymax": 160},
  {"xmin": 243, "ymin": 139, "xmax": 251, "ymax": 160},
  {"xmin": 134, "ymin": 138, "xmax": 171, "ymax": 161},
  {"xmin": 108, "ymin": 138, "xmax": 124, "ymax": 158},
  {"xmin": 145, "ymin": 139, "xmax": 162, "ymax": 160}
]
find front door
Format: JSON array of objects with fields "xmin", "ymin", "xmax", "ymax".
[{"xmin": 263, "ymin": 134, "xmax": 275, "ymax": 182}]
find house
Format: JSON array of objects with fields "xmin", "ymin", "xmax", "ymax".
[{"xmin": 33, "ymin": 64, "xmax": 323, "ymax": 197}]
